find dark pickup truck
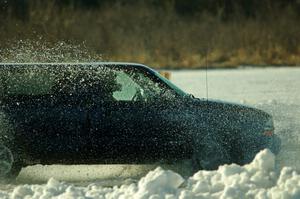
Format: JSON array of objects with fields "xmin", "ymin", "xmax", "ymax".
[{"xmin": 0, "ymin": 62, "xmax": 281, "ymax": 179}]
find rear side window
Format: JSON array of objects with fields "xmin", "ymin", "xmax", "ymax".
[
  {"xmin": 0, "ymin": 67, "xmax": 55, "ymax": 99},
  {"xmin": 1, "ymin": 68, "xmax": 54, "ymax": 96},
  {"xmin": 0, "ymin": 65, "xmax": 121, "ymax": 104}
]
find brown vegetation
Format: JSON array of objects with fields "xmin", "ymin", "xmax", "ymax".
[{"xmin": 0, "ymin": 1, "xmax": 299, "ymax": 68}]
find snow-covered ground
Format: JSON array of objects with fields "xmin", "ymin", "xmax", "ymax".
[{"xmin": 1, "ymin": 67, "xmax": 300, "ymax": 198}]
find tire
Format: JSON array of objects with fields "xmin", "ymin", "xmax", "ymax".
[
  {"xmin": 6, "ymin": 162, "xmax": 22, "ymax": 179},
  {"xmin": 0, "ymin": 144, "xmax": 22, "ymax": 180},
  {"xmin": 192, "ymin": 138, "xmax": 230, "ymax": 171}
]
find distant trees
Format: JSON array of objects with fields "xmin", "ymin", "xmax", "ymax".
[
  {"xmin": 0, "ymin": 0, "xmax": 300, "ymax": 67},
  {"xmin": 1, "ymin": 0, "xmax": 300, "ymax": 20}
]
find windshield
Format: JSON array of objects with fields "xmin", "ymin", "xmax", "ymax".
[{"xmin": 154, "ymin": 71, "xmax": 188, "ymax": 97}]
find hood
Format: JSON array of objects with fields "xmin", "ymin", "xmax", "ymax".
[{"xmin": 188, "ymin": 97, "xmax": 273, "ymax": 133}]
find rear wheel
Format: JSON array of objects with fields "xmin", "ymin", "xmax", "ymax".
[
  {"xmin": 0, "ymin": 144, "xmax": 22, "ymax": 180},
  {"xmin": 192, "ymin": 138, "xmax": 230, "ymax": 171}
]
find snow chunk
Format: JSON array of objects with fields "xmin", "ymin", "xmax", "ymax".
[
  {"xmin": 3, "ymin": 149, "xmax": 300, "ymax": 199},
  {"xmin": 134, "ymin": 167, "xmax": 184, "ymax": 199},
  {"xmin": 185, "ymin": 149, "xmax": 282, "ymax": 198},
  {"xmin": 245, "ymin": 148, "xmax": 275, "ymax": 172}
]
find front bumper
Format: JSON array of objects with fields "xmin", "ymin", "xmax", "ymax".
[
  {"xmin": 242, "ymin": 134, "xmax": 281, "ymax": 164},
  {"xmin": 264, "ymin": 134, "xmax": 281, "ymax": 155}
]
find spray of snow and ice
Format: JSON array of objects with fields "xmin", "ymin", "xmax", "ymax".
[{"xmin": 0, "ymin": 40, "xmax": 101, "ymax": 63}]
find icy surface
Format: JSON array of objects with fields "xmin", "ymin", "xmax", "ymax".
[{"xmin": 1, "ymin": 67, "xmax": 300, "ymax": 198}]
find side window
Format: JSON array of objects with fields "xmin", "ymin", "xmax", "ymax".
[
  {"xmin": 55, "ymin": 67, "xmax": 121, "ymax": 102},
  {"xmin": 113, "ymin": 71, "xmax": 143, "ymax": 101},
  {"xmin": 112, "ymin": 68, "xmax": 175, "ymax": 102}
]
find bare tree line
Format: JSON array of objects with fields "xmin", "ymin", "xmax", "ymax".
[{"xmin": 0, "ymin": 1, "xmax": 299, "ymax": 68}]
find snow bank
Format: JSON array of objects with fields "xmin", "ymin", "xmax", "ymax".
[{"xmin": 2, "ymin": 149, "xmax": 300, "ymax": 199}]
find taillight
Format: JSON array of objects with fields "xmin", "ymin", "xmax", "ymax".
[{"xmin": 263, "ymin": 130, "xmax": 274, "ymax": 137}]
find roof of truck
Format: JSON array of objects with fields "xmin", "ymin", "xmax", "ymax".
[
  {"xmin": 0, "ymin": 62, "xmax": 146, "ymax": 67},
  {"xmin": 0, "ymin": 62, "xmax": 157, "ymax": 73}
]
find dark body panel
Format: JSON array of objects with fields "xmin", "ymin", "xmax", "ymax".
[
  {"xmin": 2, "ymin": 95, "xmax": 89, "ymax": 163},
  {"xmin": 88, "ymin": 100, "xmax": 194, "ymax": 163}
]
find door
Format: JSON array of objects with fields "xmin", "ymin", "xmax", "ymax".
[
  {"xmin": 89, "ymin": 66, "xmax": 189, "ymax": 163},
  {"xmin": 3, "ymin": 66, "xmax": 89, "ymax": 162}
]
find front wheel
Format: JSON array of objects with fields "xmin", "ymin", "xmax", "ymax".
[{"xmin": 192, "ymin": 140, "xmax": 230, "ymax": 171}]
